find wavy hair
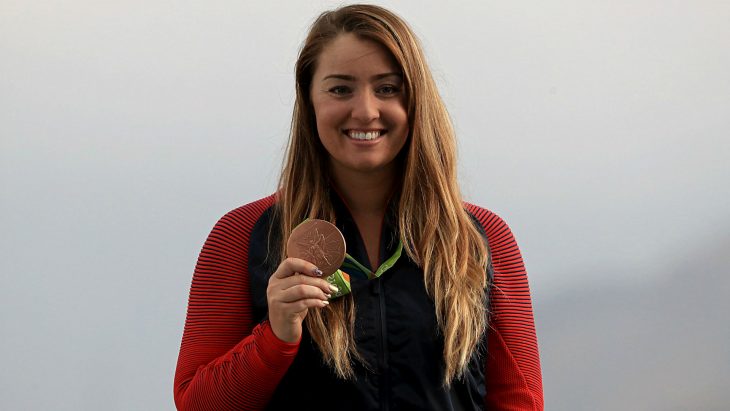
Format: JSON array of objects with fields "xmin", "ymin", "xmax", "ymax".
[{"xmin": 275, "ymin": 4, "xmax": 489, "ymax": 385}]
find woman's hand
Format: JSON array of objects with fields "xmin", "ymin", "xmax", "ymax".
[{"xmin": 267, "ymin": 258, "xmax": 335, "ymax": 343}]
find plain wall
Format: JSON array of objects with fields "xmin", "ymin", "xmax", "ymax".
[{"xmin": 2, "ymin": 1, "xmax": 729, "ymax": 409}]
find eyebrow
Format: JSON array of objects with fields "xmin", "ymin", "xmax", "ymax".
[{"xmin": 322, "ymin": 72, "xmax": 402, "ymax": 82}]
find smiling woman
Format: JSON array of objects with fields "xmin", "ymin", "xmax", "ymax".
[
  {"xmin": 311, "ymin": 33, "xmax": 409, "ymax": 179},
  {"xmin": 173, "ymin": 4, "xmax": 543, "ymax": 410}
]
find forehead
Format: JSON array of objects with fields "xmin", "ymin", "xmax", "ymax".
[{"xmin": 313, "ymin": 33, "xmax": 400, "ymax": 78}]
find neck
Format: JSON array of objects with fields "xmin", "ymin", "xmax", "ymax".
[{"xmin": 330, "ymin": 165, "xmax": 397, "ymax": 216}]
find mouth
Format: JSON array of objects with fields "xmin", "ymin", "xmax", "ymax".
[{"xmin": 343, "ymin": 129, "xmax": 386, "ymax": 141}]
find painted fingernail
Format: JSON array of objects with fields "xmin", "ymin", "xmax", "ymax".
[
  {"xmin": 325, "ymin": 293, "xmax": 332, "ymax": 299},
  {"xmin": 322, "ymin": 300, "xmax": 330, "ymax": 306},
  {"xmin": 313, "ymin": 267, "xmax": 323, "ymax": 277},
  {"xmin": 329, "ymin": 284, "xmax": 339, "ymax": 293}
]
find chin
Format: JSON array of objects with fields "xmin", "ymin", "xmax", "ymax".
[{"xmin": 354, "ymin": 160, "xmax": 399, "ymax": 174}]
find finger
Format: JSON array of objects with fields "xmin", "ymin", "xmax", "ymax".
[
  {"xmin": 281, "ymin": 298, "xmax": 330, "ymax": 313},
  {"xmin": 271, "ymin": 257, "xmax": 323, "ymax": 279},
  {"xmin": 274, "ymin": 272, "xmax": 338, "ymax": 296},
  {"xmin": 275, "ymin": 284, "xmax": 331, "ymax": 304}
]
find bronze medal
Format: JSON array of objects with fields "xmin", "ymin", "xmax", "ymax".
[{"xmin": 286, "ymin": 219, "xmax": 346, "ymax": 277}]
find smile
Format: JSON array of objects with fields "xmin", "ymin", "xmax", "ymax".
[{"xmin": 345, "ymin": 130, "xmax": 384, "ymax": 141}]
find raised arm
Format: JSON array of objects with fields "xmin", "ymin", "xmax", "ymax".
[
  {"xmin": 466, "ymin": 204, "xmax": 544, "ymax": 410},
  {"xmin": 173, "ymin": 197, "xmax": 298, "ymax": 411}
]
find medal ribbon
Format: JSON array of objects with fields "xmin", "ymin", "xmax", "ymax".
[
  {"xmin": 291, "ymin": 218, "xmax": 403, "ymax": 299},
  {"xmin": 326, "ymin": 240, "xmax": 403, "ymax": 299}
]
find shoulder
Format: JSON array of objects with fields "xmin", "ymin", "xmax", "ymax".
[
  {"xmin": 464, "ymin": 203, "xmax": 527, "ymax": 291},
  {"xmin": 206, "ymin": 195, "xmax": 277, "ymax": 244},
  {"xmin": 216, "ymin": 195, "xmax": 276, "ymax": 228},
  {"xmin": 220, "ymin": 195, "xmax": 276, "ymax": 224},
  {"xmin": 463, "ymin": 202, "xmax": 517, "ymax": 247}
]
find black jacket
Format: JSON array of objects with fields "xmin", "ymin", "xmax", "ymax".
[{"xmin": 247, "ymin": 194, "xmax": 491, "ymax": 411}]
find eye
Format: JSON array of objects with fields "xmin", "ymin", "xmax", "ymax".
[
  {"xmin": 376, "ymin": 84, "xmax": 401, "ymax": 96},
  {"xmin": 328, "ymin": 85, "xmax": 351, "ymax": 96}
]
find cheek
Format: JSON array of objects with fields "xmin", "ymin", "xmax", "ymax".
[
  {"xmin": 387, "ymin": 99, "xmax": 408, "ymax": 125},
  {"xmin": 391, "ymin": 108, "xmax": 409, "ymax": 137},
  {"xmin": 313, "ymin": 103, "xmax": 344, "ymax": 134},
  {"xmin": 396, "ymin": 119, "xmax": 410, "ymax": 153}
]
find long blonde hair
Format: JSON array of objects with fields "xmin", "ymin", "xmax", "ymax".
[{"xmin": 276, "ymin": 4, "xmax": 489, "ymax": 385}]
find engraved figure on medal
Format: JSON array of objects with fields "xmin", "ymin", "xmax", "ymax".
[{"xmin": 287, "ymin": 220, "xmax": 346, "ymax": 277}]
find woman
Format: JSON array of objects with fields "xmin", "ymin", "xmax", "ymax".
[{"xmin": 174, "ymin": 4, "xmax": 543, "ymax": 410}]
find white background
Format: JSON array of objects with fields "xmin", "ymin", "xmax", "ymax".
[{"xmin": 2, "ymin": 1, "xmax": 729, "ymax": 409}]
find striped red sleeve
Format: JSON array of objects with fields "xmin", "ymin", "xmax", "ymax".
[
  {"xmin": 173, "ymin": 196, "xmax": 299, "ymax": 411},
  {"xmin": 466, "ymin": 204, "xmax": 544, "ymax": 411}
]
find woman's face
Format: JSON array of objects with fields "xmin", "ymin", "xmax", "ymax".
[{"xmin": 310, "ymin": 33, "xmax": 409, "ymax": 179}]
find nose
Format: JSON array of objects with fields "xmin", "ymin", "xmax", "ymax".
[{"xmin": 350, "ymin": 90, "xmax": 380, "ymax": 123}]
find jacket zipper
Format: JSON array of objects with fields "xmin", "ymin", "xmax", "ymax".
[{"xmin": 376, "ymin": 278, "xmax": 389, "ymax": 411}]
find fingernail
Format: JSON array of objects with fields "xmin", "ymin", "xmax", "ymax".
[
  {"xmin": 329, "ymin": 284, "xmax": 339, "ymax": 293},
  {"xmin": 322, "ymin": 300, "xmax": 330, "ymax": 306},
  {"xmin": 313, "ymin": 267, "xmax": 323, "ymax": 277},
  {"xmin": 325, "ymin": 293, "xmax": 332, "ymax": 299}
]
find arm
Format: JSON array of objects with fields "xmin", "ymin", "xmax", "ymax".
[
  {"xmin": 466, "ymin": 205, "xmax": 544, "ymax": 410},
  {"xmin": 173, "ymin": 197, "xmax": 299, "ymax": 411}
]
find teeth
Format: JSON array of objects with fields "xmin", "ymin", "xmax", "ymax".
[{"xmin": 347, "ymin": 130, "xmax": 381, "ymax": 140}]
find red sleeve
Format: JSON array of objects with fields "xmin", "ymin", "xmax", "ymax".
[
  {"xmin": 173, "ymin": 196, "xmax": 299, "ymax": 411},
  {"xmin": 466, "ymin": 204, "xmax": 544, "ymax": 410}
]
